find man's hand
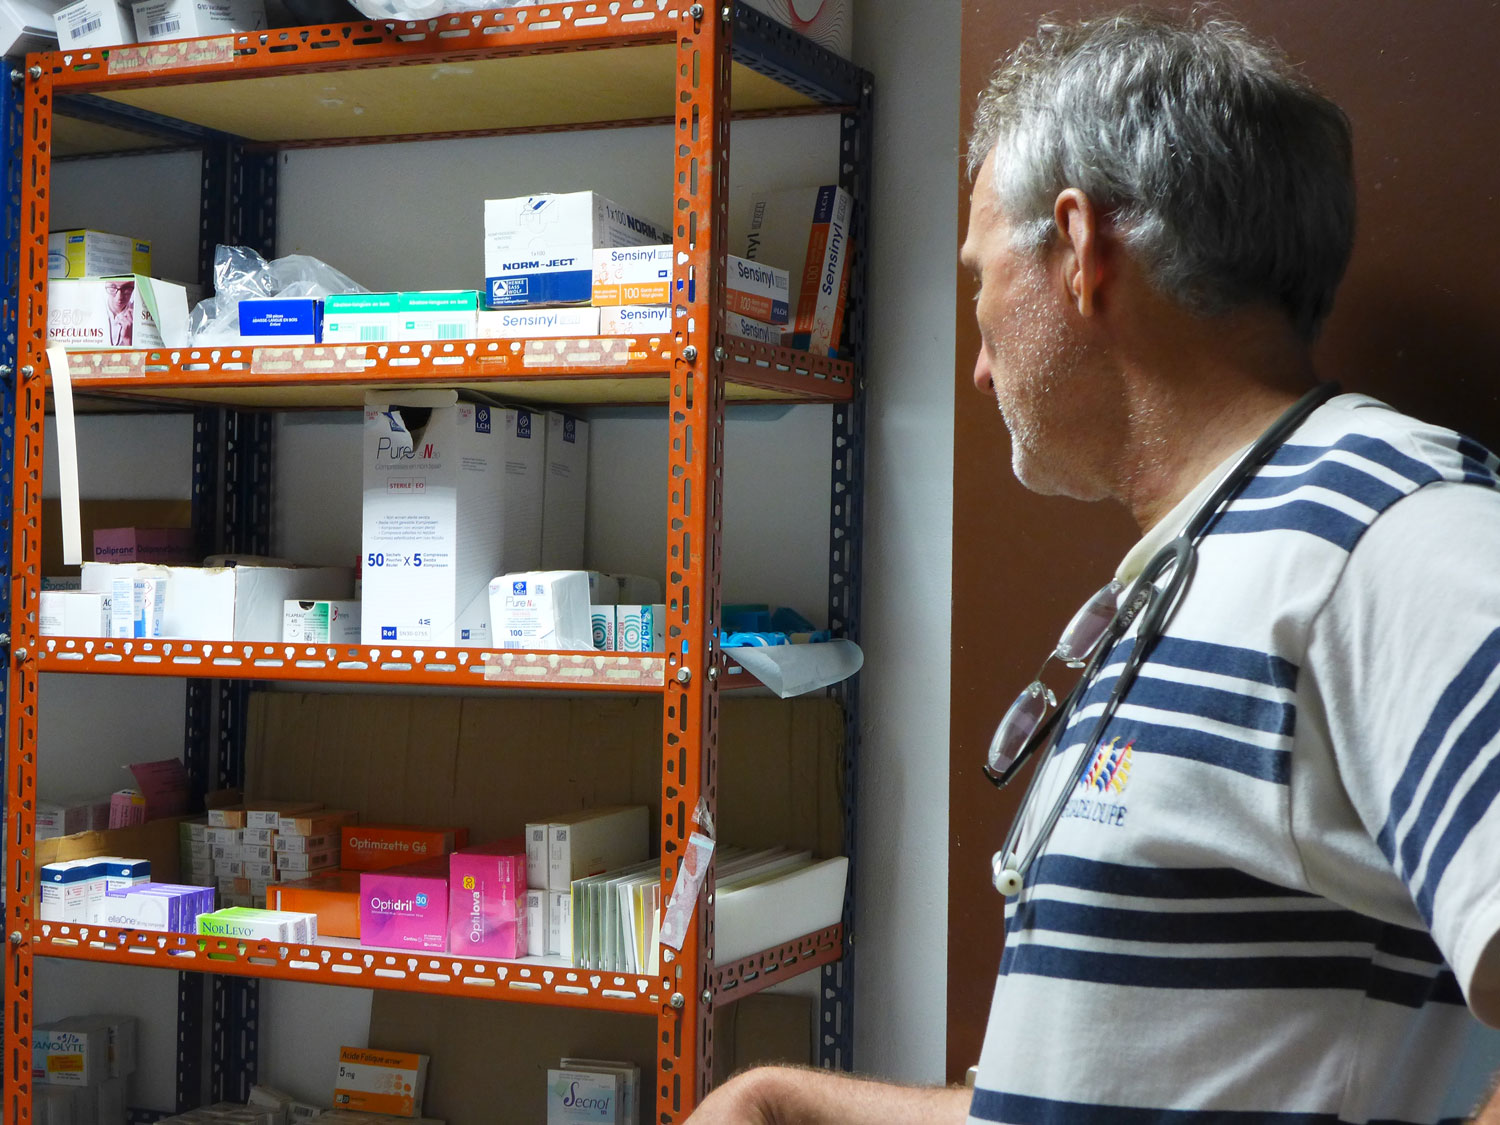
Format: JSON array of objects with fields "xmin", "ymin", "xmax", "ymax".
[{"xmin": 687, "ymin": 1065, "xmax": 972, "ymax": 1124}]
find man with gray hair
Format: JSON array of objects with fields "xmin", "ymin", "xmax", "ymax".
[{"xmin": 690, "ymin": 8, "xmax": 1500, "ymax": 1123}]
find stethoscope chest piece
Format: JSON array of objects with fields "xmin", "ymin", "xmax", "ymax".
[{"xmin": 991, "ymin": 850, "xmax": 1024, "ymax": 897}]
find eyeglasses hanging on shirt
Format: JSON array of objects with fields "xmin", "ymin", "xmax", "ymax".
[{"xmin": 984, "ymin": 380, "xmax": 1340, "ymax": 898}]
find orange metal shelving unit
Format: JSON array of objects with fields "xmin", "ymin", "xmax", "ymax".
[{"xmin": 2, "ymin": 4, "xmax": 868, "ymax": 1121}]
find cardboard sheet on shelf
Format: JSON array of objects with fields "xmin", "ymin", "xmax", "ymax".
[{"xmin": 726, "ymin": 639, "xmax": 864, "ymax": 697}]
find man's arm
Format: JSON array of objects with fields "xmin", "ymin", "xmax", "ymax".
[{"xmin": 687, "ymin": 1065, "xmax": 971, "ymax": 1124}]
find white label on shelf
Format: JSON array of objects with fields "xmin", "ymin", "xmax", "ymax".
[
  {"xmin": 46, "ymin": 346, "xmax": 84, "ymax": 566},
  {"xmin": 108, "ymin": 36, "xmax": 235, "ymax": 74}
]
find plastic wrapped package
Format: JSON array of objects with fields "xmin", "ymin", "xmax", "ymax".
[
  {"xmin": 188, "ymin": 245, "xmax": 367, "ymax": 345},
  {"xmin": 347, "ymin": 0, "xmax": 525, "ymax": 20}
]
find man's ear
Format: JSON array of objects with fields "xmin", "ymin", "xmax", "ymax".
[{"xmin": 1054, "ymin": 188, "xmax": 1100, "ymax": 317}]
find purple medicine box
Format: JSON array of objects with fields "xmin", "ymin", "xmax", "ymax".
[
  {"xmin": 448, "ymin": 839, "xmax": 528, "ymax": 959},
  {"xmin": 360, "ymin": 857, "xmax": 449, "ymax": 951}
]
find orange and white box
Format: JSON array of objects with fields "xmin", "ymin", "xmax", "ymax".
[
  {"xmin": 725, "ymin": 256, "xmax": 790, "ymax": 325},
  {"xmin": 333, "ymin": 1046, "xmax": 429, "ymax": 1118},
  {"xmin": 591, "ymin": 245, "xmax": 672, "ymax": 306},
  {"xmin": 598, "ymin": 304, "xmax": 671, "ymax": 336},
  {"xmin": 341, "ymin": 824, "xmax": 470, "ymax": 871}
]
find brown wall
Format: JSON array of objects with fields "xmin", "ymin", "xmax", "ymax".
[{"xmin": 948, "ymin": 0, "xmax": 1500, "ymax": 1080}]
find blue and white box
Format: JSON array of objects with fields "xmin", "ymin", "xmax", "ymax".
[
  {"xmin": 39, "ymin": 860, "xmax": 99, "ymax": 923},
  {"xmin": 95, "ymin": 857, "xmax": 151, "ymax": 894},
  {"xmin": 547, "ymin": 1067, "xmax": 623, "ymax": 1124},
  {"xmin": 488, "ymin": 571, "xmax": 594, "ymax": 651},
  {"xmin": 484, "ymin": 192, "xmax": 667, "ymax": 308},
  {"xmin": 238, "ymin": 298, "xmax": 322, "ymax": 345},
  {"xmin": 615, "ymin": 604, "xmax": 666, "ymax": 653}
]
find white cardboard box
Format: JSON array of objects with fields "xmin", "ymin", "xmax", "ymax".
[
  {"xmin": 81, "ymin": 562, "xmax": 352, "ymax": 642},
  {"xmin": 361, "ymin": 391, "xmax": 542, "ymax": 645},
  {"xmin": 47, "ymin": 275, "xmax": 188, "ymax": 350},
  {"xmin": 283, "ymin": 599, "xmax": 362, "ymax": 644},
  {"xmin": 541, "ymin": 412, "xmax": 588, "ymax": 570},
  {"xmin": 47, "ymin": 229, "xmax": 149, "ymax": 278},
  {"xmin": 489, "ymin": 570, "xmax": 594, "ymax": 651},
  {"xmin": 38, "ymin": 590, "xmax": 109, "ymax": 637},
  {"xmin": 52, "ymin": 0, "xmax": 134, "ymax": 48},
  {"xmin": 476, "ymin": 306, "xmax": 600, "ymax": 338},
  {"xmin": 483, "ymin": 191, "xmax": 667, "ymax": 308},
  {"xmin": 547, "ymin": 805, "xmax": 649, "ymax": 892},
  {"xmin": 714, "ymin": 855, "xmax": 847, "ymax": 963},
  {"xmin": 598, "ymin": 304, "xmax": 671, "ymax": 336},
  {"xmin": 591, "ymin": 244, "xmax": 672, "ymax": 306},
  {"xmin": 32, "ymin": 1022, "xmax": 110, "ymax": 1087},
  {"xmin": 131, "ymin": 0, "xmax": 264, "ymax": 40}
]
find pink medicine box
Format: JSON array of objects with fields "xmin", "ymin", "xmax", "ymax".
[
  {"xmin": 448, "ymin": 838, "xmax": 528, "ymax": 959},
  {"xmin": 359, "ymin": 857, "xmax": 449, "ymax": 952}
]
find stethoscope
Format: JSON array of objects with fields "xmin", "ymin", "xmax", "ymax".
[{"xmin": 985, "ymin": 381, "xmax": 1340, "ymax": 897}]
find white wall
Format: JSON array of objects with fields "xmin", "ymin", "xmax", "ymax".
[
  {"xmin": 848, "ymin": 0, "xmax": 959, "ymax": 1085},
  {"xmin": 35, "ymin": 1, "xmax": 963, "ymax": 1104}
]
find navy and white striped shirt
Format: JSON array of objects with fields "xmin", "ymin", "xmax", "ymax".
[{"xmin": 970, "ymin": 395, "xmax": 1500, "ymax": 1124}]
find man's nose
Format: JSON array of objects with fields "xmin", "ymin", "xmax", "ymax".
[{"xmin": 973, "ymin": 347, "xmax": 994, "ymax": 394}]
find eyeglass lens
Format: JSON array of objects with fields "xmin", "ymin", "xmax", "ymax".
[{"xmin": 985, "ymin": 579, "xmax": 1123, "ymax": 775}]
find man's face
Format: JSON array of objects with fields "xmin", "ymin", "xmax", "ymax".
[
  {"xmin": 104, "ymin": 280, "xmax": 133, "ymax": 315},
  {"xmin": 959, "ymin": 152, "xmax": 1110, "ymax": 501}
]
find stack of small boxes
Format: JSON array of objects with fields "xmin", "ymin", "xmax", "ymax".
[
  {"xmin": 32, "ymin": 1014, "xmax": 137, "ymax": 1125},
  {"xmin": 199, "ymin": 802, "xmax": 351, "ymax": 908}
]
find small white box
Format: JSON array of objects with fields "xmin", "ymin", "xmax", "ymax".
[
  {"xmin": 39, "ymin": 860, "xmax": 96, "ymax": 923},
  {"xmin": 592, "ymin": 244, "xmax": 672, "ymax": 306},
  {"xmin": 39, "ymin": 591, "xmax": 110, "ymax": 637},
  {"xmin": 275, "ymin": 848, "xmax": 338, "ymax": 874},
  {"xmin": 323, "ymin": 291, "xmax": 477, "ymax": 344},
  {"xmin": 333, "ymin": 1047, "xmax": 430, "ymax": 1118},
  {"xmin": 615, "ymin": 604, "xmax": 666, "ymax": 653},
  {"xmin": 484, "ymin": 191, "xmax": 667, "ymax": 308},
  {"xmin": 490, "ymin": 570, "xmax": 594, "ymax": 651},
  {"xmin": 590, "ymin": 606, "xmax": 615, "ymax": 651},
  {"xmin": 241, "ymin": 826, "xmax": 276, "ymax": 846},
  {"xmin": 476, "ymin": 306, "xmax": 601, "ymax": 338},
  {"xmin": 36, "ymin": 801, "xmax": 91, "ymax": 840},
  {"xmin": 525, "ymin": 889, "xmax": 547, "ymax": 957},
  {"xmin": 283, "ymin": 599, "xmax": 361, "ymax": 644},
  {"xmin": 598, "ymin": 304, "xmax": 671, "ymax": 336},
  {"xmin": 53, "ymin": 0, "xmax": 135, "ymax": 47},
  {"xmin": 525, "ymin": 823, "xmax": 549, "ymax": 890},
  {"xmin": 362, "ymin": 392, "xmax": 543, "ymax": 646},
  {"xmin": 541, "ymin": 412, "xmax": 588, "ymax": 571},
  {"xmin": 46, "ymin": 275, "xmax": 188, "ymax": 350},
  {"xmin": 547, "ymin": 1068, "xmax": 622, "ymax": 1125},
  {"xmin": 547, "ymin": 806, "xmax": 649, "ymax": 892},
  {"xmin": 547, "ymin": 889, "xmax": 572, "ymax": 958},
  {"xmin": 108, "ymin": 575, "xmax": 164, "ymax": 638},
  {"xmin": 132, "ymin": 0, "xmax": 265, "ymax": 41},
  {"xmin": 726, "ymin": 256, "xmax": 790, "ymax": 325},
  {"xmin": 725, "ymin": 313, "xmax": 785, "ymax": 347},
  {"xmin": 32, "ymin": 1023, "xmax": 109, "ymax": 1087}
]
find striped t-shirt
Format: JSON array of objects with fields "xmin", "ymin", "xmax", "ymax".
[{"xmin": 970, "ymin": 394, "xmax": 1500, "ymax": 1123}]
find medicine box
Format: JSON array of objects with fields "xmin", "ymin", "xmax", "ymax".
[
  {"xmin": 283, "ymin": 599, "xmax": 362, "ymax": 644},
  {"xmin": 109, "ymin": 574, "xmax": 164, "ymax": 638},
  {"xmin": 36, "ymin": 799, "xmax": 99, "ymax": 840},
  {"xmin": 46, "ymin": 275, "xmax": 188, "ymax": 349},
  {"xmin": 591, "ymin": 244, "xmax": 672, "ymax": 306},
  {"xmin": 542, "ymin": 412, "xmax": 588, "ymax": 570},
  {"xmin": 39, "ymin": 591, "xmax": 109, "ymax": 637},
  {"xmin": 93, "ymin": 526, "xmax": 196, "ymax": 564},
  {"xmin": 742, "ymin": 184, "xmax": 853, "ymax": 354},
  {"xmin": 32, "ymin": 1023, "xmax": 109, "ymax": 1086},
  {"xmin": 54, "ymin": 1014, "xmax": 137, "ymax": 1079},
  {"xmin": 247, "ymin": 801, "xmax": 321, "ymax": 830},
  {"xmin": 270, "ymin": 870, "xmax": 361, "ymax": 939},
  {"xmin": 476, "ymin": 306, "xmax": 601, "ymax": 338},
  {"xmin": 333, "ymin": 1046, "xmax": 430, "ymax": 1118},
  {"xmin": 597, "ymin": 304, "xmax": 671, "ymax": 337},
  {"xmin": 525, "ymin": 889, "xmax": 548, "ymax": 957},
  {"xmin": 484, "ymin": 191, "xmax": 667, "ymax": 308},
  {"xmin": 614, "ymin": 604, "xmax": 666, "ymax": 653},
  {"xmin": 547, "ymin": 1067, "xmax": 622, "ymax": 1125},
  {"xmin": 548, "ymin": 889, "xmax": 572, "ymax": 958},
  {"xmin": 360, "ymin": 857, "xmax": 449, "ymax": 952},
  {"xmin": 132, "ymin": 0, "xmax": 266, "ymax": 41},
  {"xmin": 725, "ymin": 313, "xmax": 784, "ymax": 347},
  {"xmin": 560, "ymin": 1059, "xmax": 640, "ymax": 1125},
  {"xmin": 239, "ymin": 298, "xmax": 322, "ymax": 345},
  {"xmin": 52, "ymin": 0, "xmax": 136, "ymax": 47},
  {"xmin": 489, "ymin": 570, "xmax": 594, "ymax": 651},
  {"xmin": 361, "ymin": 391, "xmax": 542, "ymax": 646},
  {"xmin": 547, "ymin": 806, "xmax": 650, "ymax": 892},
  {"xmin": 275, "ymin": 848, "xmax": 339, "ymax": 875},
  {"xmin": 448, "ymin": 840, "xmax": 528, "ymax": 959},
  {"xmin": 279, "ymin": 808, "xmax": 358, "ymax": 836},
  {"xmin": 323, "ymin": 291, "xmax": 478, "ymax": 344},
  {"xmin": 197, "ymin": 907, "xmax": 317, "ymax": 943},
  {"xmin": 590, "ymin": 606, "xmax": 615, "ymax": 651},
  {"xmin": 40, "ymin": 860, "xmax": 97, "ymax": 923},
  {"xmin": 47, "ymin": 229, "xmax": 150, "ymax": 279},
  {"xmin": 342, "ymin": 824, "xmax": 469, "ymax": 872},
  {"xmin": 725, "ymin": 256, "xmax": 790, "ymax": 325}
]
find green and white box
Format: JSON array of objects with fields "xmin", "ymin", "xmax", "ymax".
[
  {"xmin": 324, "ymin": 290, "xmax": 479, "ymax": 343},
  {"xmin": 362, "ymin": 390, "xmax": 543, "ymax": 646},
  {"xmin": 283, "ymin": 599, "xmax": 362, "ymax": 644}
]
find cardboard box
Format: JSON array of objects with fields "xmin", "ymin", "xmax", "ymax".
[
  {"xmin": 547, "ymin": 806, "xmax": 649, "ymax": 892},
  {"xmin": 448, "ymin": 840, "xmax": 527, "ymax": 959},
  {"xmin": 360, "ymin": 858, "xmax": 449, "ymax": 952},
  {"xmin": 476, "ymin": 306, "xmax": 600, "ymax": 338},
  {"xmin": 81, "ymin": 561, "xmax": 353, "ymax": 642},
  {"xmin": 37, "ymin": 817, "xmax": 188, "ymax": 890},
  {"xmin": 324, "ymin": 291, "xmax": 478, "ymax": 344},
  {"xmin": 47, "ymin": 229, "xmax": 150, "ymax": 279},
  {"xmin": 361, "ymin": 392, "xmax": 542, "ymax": 646},
  {"xmin": 270, "ymin": 870, "xmax": 361, "ymax": 939},
  {"xmin": 591, "ymin": 244, "xmax": 672, "ymax": 306},
  {"xmin": 238, "ymin": 298, "xmax": 322, "ymax": 346},
  {"xmin": 132, "ymin": 0, "xmax": 265, "ymax": 41},
  {"xmin": 725, "ymin": 255, "xmax": 790, "ymax": 325},
  {"xmin": 489, "ymin": 571, "xmax": 594, "ymax": 651},
  {"xmin": 333, "ymin": 1046, "xmax": 429, "ymax": 1118},
  {"xmin": 597, "ymin": 304, "xmax": 671, "ymax": 336},
  {"xmin": 39, "ymin": 591, "xmax": 109, "ymax": 637},
  {"xmin": 46, "ymin": 275, "xmax": 188, "ymax": 350},
  {"xmin": 541, "ymin": 412, "xmax": 588, "ymax": 571},
  {"xmin": 342, "ymin": 825, "xmax": 468, "ymax": 872},
  {"xmin": 32, "ymin": 1023, "xmax": 108, "ymax": 1086},
  {"xmin": 283, "ymin": 599, "xmax": 362, "ymax": 644},
  {"xmin": 93, "ymin": 526, "xmax": 195, "ymax": 565},
  {"xmin": 483, "ymin": 192, "xmax": 667, "ymax": 308},
  {"xmin": 742, "ymin": 185, "xmax": 852, "ymax": 355}
]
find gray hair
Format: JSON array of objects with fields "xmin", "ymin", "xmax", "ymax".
[{"xmin": 968, "ymin": 8, "xmax": 1355, "ymax": 340}]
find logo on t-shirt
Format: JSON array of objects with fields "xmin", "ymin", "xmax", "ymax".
[{"xmin": 1061, "ymin": 736, "xmax": 1134, "ymax": 829}]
